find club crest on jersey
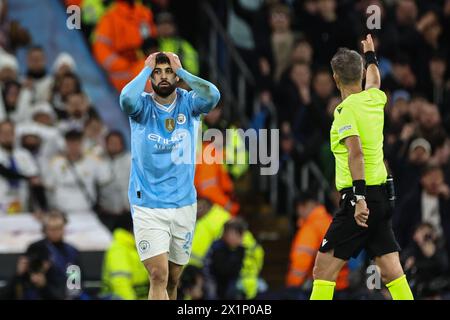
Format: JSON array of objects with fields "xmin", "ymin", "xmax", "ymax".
[
  {"xmin": 165, "ymin": 118, "xmax": 175, "ymax": 132},
  {"xmin": 177, "ymin": 113, "xmax": 186, "ymax": 125},
  {"xmin": 138, "ymin": 240, "xmax": 150, "ymax": 253}
]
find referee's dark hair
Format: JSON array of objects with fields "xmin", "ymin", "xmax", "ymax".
[{"xmin": 330, "ymin": 48, "xmax": 363, "ymax": 85}]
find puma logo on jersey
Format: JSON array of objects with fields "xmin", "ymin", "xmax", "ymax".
[{"xmin": 322, "ymin": 239, "xmax": 328, "ymax": 247}]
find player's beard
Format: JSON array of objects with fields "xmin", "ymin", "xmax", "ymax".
[{"xmin": 152, "ymin": 81, "xmax": 176, "ymax": 98}]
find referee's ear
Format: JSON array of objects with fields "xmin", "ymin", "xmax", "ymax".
[{"xmin": 333, "ymin": 73, "xmax": 340, "ymax": 89}]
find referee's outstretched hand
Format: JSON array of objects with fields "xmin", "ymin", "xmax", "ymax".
[
  {"xmin": 361, "ymin": 34, "xmax": 375, "ymax": 53},
  {"xmin": 354, "ymin": 200, "xmax": 369, "ymax": 228}
]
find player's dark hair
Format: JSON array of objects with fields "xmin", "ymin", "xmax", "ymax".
[
  {"xmin": 64, "ymin": 129, "xmax": 83, "ymax": 141},
  {"xmin": 155, "ymin": 53, "xmax": 170, "ymax": 66},
  {"xmin": 223, "ymin": 218, "xmax": 247, "ymax": 235},
  {"xmin": 330, "ymin": 48, "xmax": 363, "ymax": 85}
]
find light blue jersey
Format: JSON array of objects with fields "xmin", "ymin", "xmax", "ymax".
[{"xmin": 120, "ymin": 67, "xmax": 220, "ymax": 209}]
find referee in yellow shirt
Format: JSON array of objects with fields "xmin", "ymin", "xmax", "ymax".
[{"xmin": 310, "ymin": 35, "xmax": 414, "ymax": 300}]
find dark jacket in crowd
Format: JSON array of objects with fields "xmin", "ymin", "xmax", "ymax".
[
  {"xmin": 394, "ymin": 187, "xmax": 450, "ymax": 259},
  {"xmin": 203, "ymin": 239, "xmax": 245, "ymax": 300}
]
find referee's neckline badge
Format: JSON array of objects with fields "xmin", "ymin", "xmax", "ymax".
[{"xmin": 165, "ymin": 117, "xmax": 175, "ymax": 133}]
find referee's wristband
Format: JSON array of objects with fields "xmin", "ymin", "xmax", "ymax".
[
  {"xmin": 364, "ymin": 51, "xmax": 378, "ymax": 68},
  {"xmin": 353, "ymin": 180, "xmax": 367, "ymax": 196}
]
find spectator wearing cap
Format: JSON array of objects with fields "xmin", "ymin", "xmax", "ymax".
[
  {"xmin": 395, "ymin": 164, "xmax": 450, "ymax": 260},
  {"xmin": 44, "ymin": 130, "xmax": 111, "ymax": 214},
  {"xmin": 50, "ymin": 52, "xmax": 78, "ymax": 100},
  {"xmin": 52, "ymin": 52, "xmax": 77, "ymax": 79},
  {"xmin": 15, "ymin": 106, "xmax": 65, "ymax": 174},
  {"xmin": 0, "ymin": 120, "xmax": 46, "ymax": 214},
  {"xmin": 393, "ymin": 138, "xmax": 432, "ymax": 199},
  {"xmin": 156, "ymin": 12, "xmax": 199, "ymax": 76}
]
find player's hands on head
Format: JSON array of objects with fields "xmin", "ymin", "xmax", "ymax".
[
  {"xmin": 361, "ymin": 34, "xmax": 375, "ymax": 53},
  {"xmin": 354, "ymin": 199, "xmax": 369, "ymax": 228},
  {"xmin": 145, "ymin": 52, "xmax": 159, "ymax": 70},
  {"xmin": 165, "ymin": 52, "xmax": 183, "ymax": 72}
]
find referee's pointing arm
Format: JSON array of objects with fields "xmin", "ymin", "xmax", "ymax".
[{"xmin": 362, "ymin": 34, "xmax": 381, "ymax": 90}]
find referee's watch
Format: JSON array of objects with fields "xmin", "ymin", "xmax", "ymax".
[{"xmin": 354, "ymin": 195, "xmax": 366, "ymax": 203}]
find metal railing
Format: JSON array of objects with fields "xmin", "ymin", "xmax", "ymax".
[
  {"xmin": 199, "ymin": 0, "xmax": 331, "ymax": 215},
  {"xmin": 201, "ymin": 0, "xmax": 255, "ymax": 126}
]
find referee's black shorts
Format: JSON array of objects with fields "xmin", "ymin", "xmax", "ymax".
[{"xmin": 319, "ymin": 185, "xmax": 401, "ymax": 260}]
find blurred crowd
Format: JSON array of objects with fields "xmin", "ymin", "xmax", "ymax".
[{"xmin": 1, "ymin": 0, "xmax": 450, "ymax": 300}]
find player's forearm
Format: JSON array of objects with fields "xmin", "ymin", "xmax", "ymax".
[
  {"xmin": 176, "ymin": 68, "xmax": 220, "ymax": 109},
  {"xmin": 119, "ymin": 66, "xmax": 152, "ymax": 114},
  {"xmin": 365, "ymin": 64, "xmax": 381, "ymax": 89}
]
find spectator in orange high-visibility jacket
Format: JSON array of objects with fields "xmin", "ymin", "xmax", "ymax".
[
  {"xmin": 195, "ymin": 141, "xmax": 240, "ymax": 216},
  {"xmin": 286, "ymin": 192, "xmax": 349, "ymax": 291},
  {"xmin": 92, "ymin": 0, "xmax": 157, "ymax": 91}
]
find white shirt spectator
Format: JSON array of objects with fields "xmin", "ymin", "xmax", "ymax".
[
  {"xmin": 45, "ymin": 154, "xmax": 112, "ymax": 214},
  {"xmin": 16, "ymin": 121, "xmax": 65, "ymax": 171},
  {"xmin": 0, "ymin": 146, "xmax": 38, "ymax": 214},
  {"xmin": 0, "ymin": 86, "xmax": 33, "ymax": 123},
  {"xmin": 99, "ymin": 151, "xmax": 131, "ymax": 214},
  {"xmin": 421, "ymin": 191, "xmax": 443, "ymax": 237}
]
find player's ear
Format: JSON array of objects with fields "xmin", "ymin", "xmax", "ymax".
[{"xmin": 176, "ymin": 76, "xmax": 180, "ymax": 83}]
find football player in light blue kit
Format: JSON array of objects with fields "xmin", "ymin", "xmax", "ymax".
[{"xmin": 119, "ymin": 52, "xmax": 220, "ymax": 300}]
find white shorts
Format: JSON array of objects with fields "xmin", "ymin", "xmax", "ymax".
[{"xmin": 131, "ymin": 203, "xmax": 197, "ymax": 265}]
